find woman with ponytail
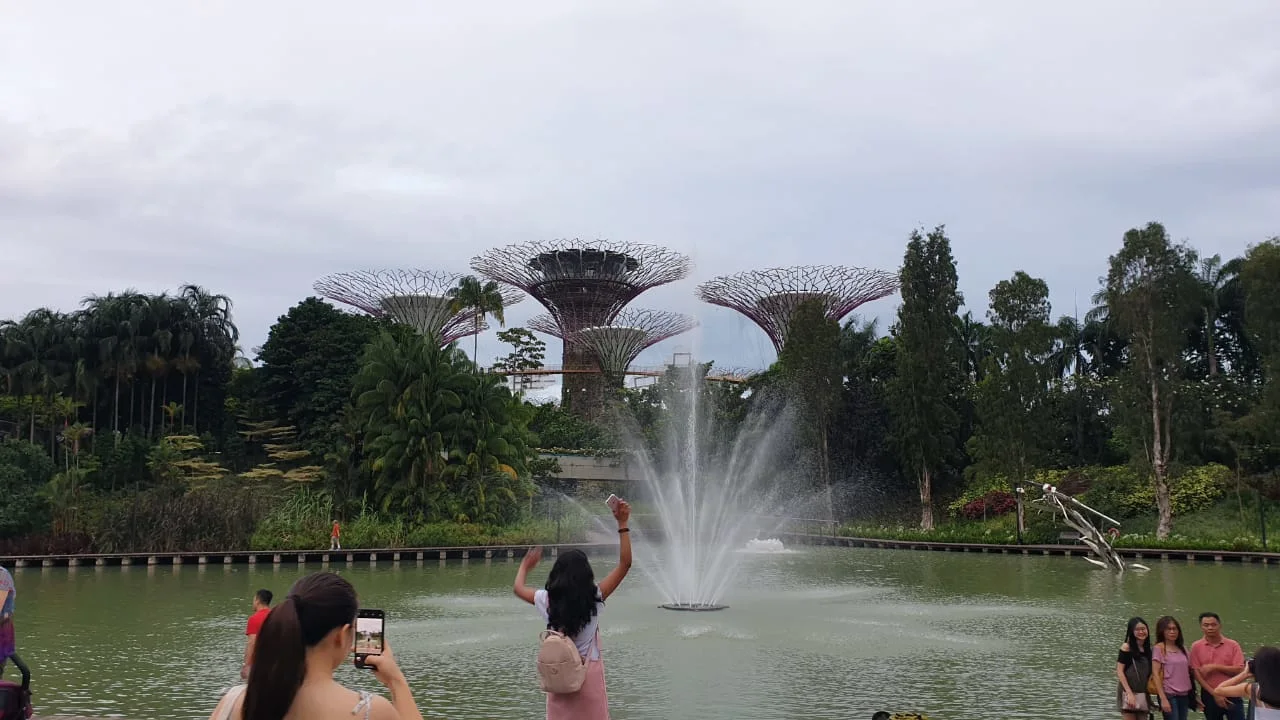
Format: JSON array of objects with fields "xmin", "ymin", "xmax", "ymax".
[{"xmin": 208, "ymin": 572, "xmax": 422, "ymax": 720}]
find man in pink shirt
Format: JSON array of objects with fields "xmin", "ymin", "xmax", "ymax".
[{"xmin": 1191, "ymin": 612, "xmax": 1246, "ymax": 720}]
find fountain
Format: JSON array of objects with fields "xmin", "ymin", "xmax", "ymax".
[
  {"xmin": 623, "ymin": 368, "xmax": 795, "ymax": 612},
  {"xmin": 744, "ymin": 537, "xmax": 787, "ymax": 553}
]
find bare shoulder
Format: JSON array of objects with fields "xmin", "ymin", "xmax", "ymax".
[
  {"xmin": 1120, "ymin": 642, "xmax": 1130, "ymax": 652},
  {"xmin": 368, "ymin": 693, "xmax": 400, "ymax": 720}
]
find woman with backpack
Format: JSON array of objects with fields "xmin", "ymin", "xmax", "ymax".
[
  {"xmin": 514, "ymin": 498, "xmax": 632, "ymax": 720},
  {"xmin": 207, "ymin": 572, "xmax": 423, "ymax": 720}
]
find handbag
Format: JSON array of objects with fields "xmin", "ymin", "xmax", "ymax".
[
  {"xmin": 1122, "ymin": 689, "xmax": 1150, "ymax": 712},
  {"xmin": 1123, "ymin": 656, "xmax": 1150, "ymax": 711},
  {"xmin": 1148, "ymin": 660, "xmax": 1162, "ymax": 695}
]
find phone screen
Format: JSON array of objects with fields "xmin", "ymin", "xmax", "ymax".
[{"xmin": 354, "ymin": 614, "xmax": 385, "ymax": 658}]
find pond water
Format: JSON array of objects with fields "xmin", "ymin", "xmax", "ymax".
[{"xmin": 9, "ymin": 546, "xmax": 1279, "ymax": 719}]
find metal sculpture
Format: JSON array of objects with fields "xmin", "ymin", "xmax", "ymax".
[
  {"xmin": 696, "ymin": 265, "xmax": 899, "ymax": 352},
  {"xmin": 527, "ymin": 309, "xmax": 697, "ymax": 385},
  {"xmin": 1030, "ymin": 483, "xmax": 1149, "ymax": 575},
  {"xmin": 472, "ymin": 239, "xmax": 692, "ymax": 414},
  {"xmin": 313, "ymin": 269, "xmax": 523, "ymax": 346}
]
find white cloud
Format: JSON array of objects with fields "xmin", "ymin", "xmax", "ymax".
[{"xmin": 2, "ymin": 1, "xmax": 1277, "ymax": 368}]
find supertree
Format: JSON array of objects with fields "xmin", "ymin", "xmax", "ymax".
[
  {"xmin": 472, "ymin": 239, "xmax": 692, "ymax": 414},
  {"xmin": 527, "ymin": 308, "xmax": 697, "ymax": 386},
  {"xmin": 696, "ymin": 265, "xmax": 899, "ymax": 352},
  {"xmin": 313, "ymin": 269, "xmax": 524, "ymax": 346}
]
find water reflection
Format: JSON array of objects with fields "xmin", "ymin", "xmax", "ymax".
[{"xmin": 13, "ymin": 547, "xmax": 1280, "ymax": 719}]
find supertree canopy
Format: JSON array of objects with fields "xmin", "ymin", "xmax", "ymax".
[
  {"xmin": 471, "ymin": 239, "xmax": 692, "ymax": 331},
  {"xmin": 696, "ymin": 265, "xmax": 898, "ymax": 352},
  {"xmin": 472, "ymin": 239, "xmax": 692, "ymax": 414},
  {"xmin": 528, "ymin": 308, "xmax": 697, "ymax": 385},
  {"xmin": 313, "ymin": 269, "xmax": 524, "ymax": 345}
]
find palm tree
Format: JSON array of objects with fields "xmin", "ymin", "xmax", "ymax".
[
  {"xmin": 83, "ymin": 291, "xmax": 147, "ymax": 440},
  {"xmin": 953, "ymin": 311, "xmax": 990, "ymax": 383},
  {"xmin": 447, "ymin": 276, "xmax": 508, "ymax": 365},
  {"xmin": 1196, "ymin": 254, "xmax": 1244, "ymax": 377},
  {"xmin": 352, "ymin": 333, "xmax": 472, "ymax": 515},
  {"xmin": 179, "ymin": 284, "xmax": 238, "ymax": 433}
]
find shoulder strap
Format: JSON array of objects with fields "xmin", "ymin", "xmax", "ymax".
[{"xmin": 353, "ymin": 690, "xmax": 373, "ymax": 720}]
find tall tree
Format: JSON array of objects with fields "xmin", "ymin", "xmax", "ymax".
[
  {"xmin": 1194, "ymin": 254, "xmax": 1244, "ymax": 378},
  {"xmin": 447, "ymin": 275, "xmax": 508, "ymax": 363},
  {"xmin": 1100, "ymin": 221, "xmax": 1199, "ymax": 538},
  {"xmin": 967, "ymin": 272, "xmax": 1056, "ymax": 535},
  {"xmin": 1238, "ymin": 238, "xmax": 1280, "ymax": 465},
  {"xmin": 492, "ymin": 327, "xmax": 546, "ymax": 394},
  {"xmin": 888, "ymin": 225, "xmax": 966, "ymax": 529},
  {"xmin": 256, "ymin": 298, "xmax": 386, "ymax": 452},
  {"xmin": 774, "ymin": 299, "xmax": 843, "ymax": 492}
]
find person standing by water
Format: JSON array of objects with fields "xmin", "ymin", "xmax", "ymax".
[
  {"xmin": 1116, "ymin": 616, "xmax": 1153, "ymax": 718},
  {"xmin": 513, "ymin": 498, "xmax": 632, "ymax": 720},
  {"xmin": 0, "ymin": 563, "xmax": 30, "ymax": 690},
  {"xmin": 240, "ymin": 589, "xmax": 273, "ymax": 681},
  {"xmin": 1153, "ymin": 615, "xmax": 1199, "ymax": 720},
  {"xmin": 1191, "ymin": 612, "xmax": 1247, "ymax": 720},
  {"xmin": 330, "ymin": 521, "xmax": 342, "ymax": 551}
]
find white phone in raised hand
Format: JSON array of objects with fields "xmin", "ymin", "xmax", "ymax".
[{"xmin": 606, "ymin": 494, "xmax": 621, "ymax": 512}]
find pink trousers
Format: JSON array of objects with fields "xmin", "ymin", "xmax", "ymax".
[{"xmin": 545, "ymin": 656, "xmax": 609, "ymax": 720}]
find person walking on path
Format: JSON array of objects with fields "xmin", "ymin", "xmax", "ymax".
[
  {"xmin": 330, "ymin": 521, "xmax": 341, "ymax": 551},
  {"xmin": 240, "ymin": 589, "xmax": 273, "ymax": 681},
  {"xmin": 1191, "ymin": 612, "xmax": 1247, "ymax": 720},
  {"xmin": 0, "ymin": 563, "xmax": 30, "ymax": 690}
]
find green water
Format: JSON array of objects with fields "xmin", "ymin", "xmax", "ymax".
[{"xmin": 7, "ymin": 547, "xmax": 1279, "ymax": 719}]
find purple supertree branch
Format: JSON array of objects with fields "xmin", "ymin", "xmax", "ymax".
[
  {"xmin": 312, "ymin": 269, "xmax": 524, "ymax": 345},
  {"xmin": 525, "ymin": 314, "xmax": 566, "ymax": 339},
  {"xmin": 575, "ymin": 309, "xmax": 698, "ymax": 377},
  {"xmin": 695, "ymin": 265, "xmax": 899, "ymax": 352},
  {"xmin": 470, "ymin": 238, "xmax": 692, "ymax": 331}
]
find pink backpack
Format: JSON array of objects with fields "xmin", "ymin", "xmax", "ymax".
[{"xmin": 536, "ymin": 629, "xmax": 588, "ymax": 694}]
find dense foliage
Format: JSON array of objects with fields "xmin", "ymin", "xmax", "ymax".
[{"xmin": 3, "ymin": 230, "xmax": 1279, "ymax": 552}]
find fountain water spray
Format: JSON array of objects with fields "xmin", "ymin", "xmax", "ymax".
[{"xmin": 623, "ymin": 369, "xmax": 794, "ymax": 611}]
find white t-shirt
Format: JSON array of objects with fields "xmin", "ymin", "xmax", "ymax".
[{"xmin": 534, "ymin": 587, "xmax": 604, "ymax": 661}]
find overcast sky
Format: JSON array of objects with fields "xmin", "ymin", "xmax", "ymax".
[{"xmin": 3, "ymin": 2, "xmax": 1278, "ymax": 398}]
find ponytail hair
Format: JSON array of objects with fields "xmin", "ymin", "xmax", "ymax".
[{"xmin": 243, "ymin": 573, "xmax": 358, "ymax": 720}]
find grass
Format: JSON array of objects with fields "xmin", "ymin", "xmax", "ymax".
[{"xmin": 837, "ymin": 496, "xmax": 1280, "ymax": 552}]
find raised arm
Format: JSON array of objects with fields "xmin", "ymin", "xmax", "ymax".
[
  {"xmin": 513, "ymin": 546, "xmax": 542, "ymax": 605},
  {"xmin": 598, "ymin": 501, "xmax": 632, "ymax": 600}
]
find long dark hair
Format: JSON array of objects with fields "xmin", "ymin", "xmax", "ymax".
[
  {"xmin": 243, "ymin": 572, "xmax": 358, "ymax": 720},
  {"xmin": 1253, "ymin": 646, "xmax": 1280, "ymax": 707},
  {"xmin": 545, "ymin": 549, "xmax": 600, "ymax": 638},
  {"xmin": 1155, "ymin": 616, "xmax": 1186, "ymax": 654},
  {"xmin": 1125, "ymin": 617, "xmax": 1152, "ymax": 658}
]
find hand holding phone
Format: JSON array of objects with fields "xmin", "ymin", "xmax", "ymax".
[
  {"xmin": 353, "ymin": 609, "xmax": 385, "ymax": 669},
  {"xmin": 606, "ymin": 494, "xmax": 630, "ymax": 525}
]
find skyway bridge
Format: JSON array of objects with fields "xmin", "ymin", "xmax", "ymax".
[{"xmin": 486, "ymin": 363, "xmax": 758, "ymax": 384}]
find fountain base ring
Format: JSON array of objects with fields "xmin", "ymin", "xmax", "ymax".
[{"xmin": 659, "ymin": 603, "xmax": 729, "ymax": 612}]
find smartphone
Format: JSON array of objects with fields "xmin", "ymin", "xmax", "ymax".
[
  {"xmin": 353, "ymin": 609, "xmax": 385, "ymax": 669},
  {"xmin": 606, "ymin": 494, "xmax": 621, "ymax": 512}
]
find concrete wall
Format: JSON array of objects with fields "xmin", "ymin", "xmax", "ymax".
[{"xmin": 541, "ymin": 453, "xmax": 633, "ymax": 482}]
